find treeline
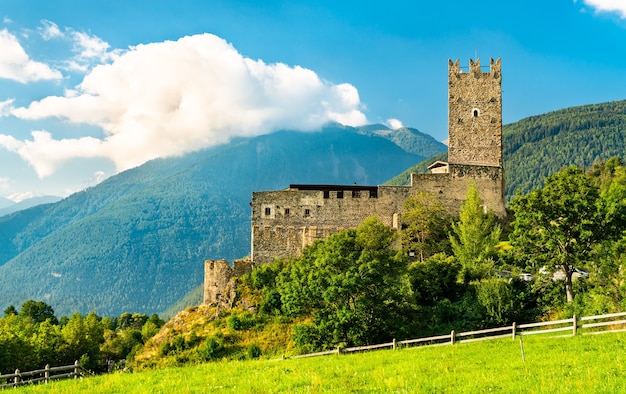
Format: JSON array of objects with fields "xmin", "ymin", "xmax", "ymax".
[
  {"xmin": 504, "ymin": 100, "xmax": 626, "ymax": 199},
  {"xmin": 0, "ymin": 300, "xmax": 164, "ymax": 374}
]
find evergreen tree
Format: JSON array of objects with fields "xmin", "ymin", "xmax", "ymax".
[{"xmin": 449, "ymin": 183, "xmax": 502, "ymax": 282}]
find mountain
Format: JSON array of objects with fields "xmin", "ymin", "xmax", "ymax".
[
  {"xmin": 0, "ymin": 125, "xmax": 425, "ymax": 316},
  {"xmin": 0, "ymin": 196, "xmax": 63, "ymax": 217},
  {"xmin": 356, "ymin": 124, "xmax": 447, "ymax": 158},
  {"xmin": 386, "ymin": 100, "xmax": 626, "ymax": 200}
]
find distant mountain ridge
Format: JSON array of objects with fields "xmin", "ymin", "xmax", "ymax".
[
  {"xmin": 0, "ymin": 196, "xmax": 62, "ymax": 217},
  {"xmin": 0, "ymin": 124, "xmax": 434, "ymax": 316},
  {"xmin": 355, "ymin": 124, "xmax": 446, "ymax": 158}
]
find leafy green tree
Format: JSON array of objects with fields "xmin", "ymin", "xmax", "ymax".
[
  {"xmin": 19, "ymin": 300, "xmax": 58, "ymax": 325},
  {"xmin": 60, "ymin": 312, "xmax": 104, "ymax": 370},
  {"xmin": 4, "ymin": 305, "xmax": 17, "ymax": 317},
  {"xmin": 474, "ymin": 278, "xmax": 514, "ymax": 326},
  {"xmin": 510, "ymin": 166, "xmax": 607, "ymax": 303},
  {"xmin": 401, "ymin": 191, "xmax": 451, "ymax": 262},
  {"xmin": 449, "ymin": 183, "xmax": 502, "ymax": 282},
  {"xmin": 407, "ymin": 253, "xmax": 460, "ymax": 307},
  {"xmin": 278, "ymin": 217, "xmax": 408, "ymax": 347}
]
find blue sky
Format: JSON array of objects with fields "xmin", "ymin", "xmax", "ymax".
[{"xmin": 0, "ymin": 0, "xmax": 625, "ymax": 201}]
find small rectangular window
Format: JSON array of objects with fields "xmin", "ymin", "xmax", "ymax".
[
  {"xmin": 369, "ymin": 190, "xmax": 378, "ymax": 198},
  {"xmin": 323, "ymin": 191, "xmax": 330, "ymax": 199},
  {"xmin": 337, "ymin": 191, "xmax": 344, "ymax": 199},
  {"xmin": 284, "ymin": 208, "xmax": 290, "ymax": 216},
  {"xmin": 304, "ymin": 209, "xmax": 311, "ymax": 217},
  {"xmin": 352, "ymin": 190, "xmax": 361, "ymax": 198},
  {"xmin": 264, "ymin": 207, "xmax": 271, "ymax": 216}
]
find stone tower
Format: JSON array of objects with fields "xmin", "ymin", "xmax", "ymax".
[{"xmin": 447, "ymin": 58, "xmax": 502, "ymax": 167}]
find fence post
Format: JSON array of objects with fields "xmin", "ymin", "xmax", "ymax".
[
  {"xmin": 393, "ymin": 338, "xmax": 397, "ymax": 350},
  {"xmin": 572, "ymin": 314, "xmax": 577, "ymax": 336},
  {"xmin": 45, "ymin": 364, "xmax": 50, "ymax": 384},
  {"xmin": 451, "ymin": 330, "xmax": 455, "ymax": 345},
  {"xmin": 14, "ymin": 369, "xmax": 20, "ymax": 387},
  {"xmin": 74, "ymin": 360, "xmax": 79, "ymax": 378},
  {"xmin": 512, "ymin": 322, "xmax": 517, "ymax": 339}
]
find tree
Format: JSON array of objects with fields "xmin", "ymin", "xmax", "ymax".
[
  {"xmin": 510, "ymin": 166, "xmax": 606, "ymax": 303},
  {"xmin": 407, "ymin": 253, "xmax": 461, "ymax": 307},
  {"xmin": 401, "ymin": 191, "xmax": 451, "ymax": 262},
  {"xmin": 449, "ymin": 183, "xmax": 502, "ymax": 282},
  {"xmin": 19, "ymin": 300, "xmax": 58, "ymax": 325},
  {"xmin": 278, "ymin": 217, "xmax": 408, "ymax": 347},
  {"xmin": 4, "ymin": 305, "xmax": 17, "ymax": 317}
]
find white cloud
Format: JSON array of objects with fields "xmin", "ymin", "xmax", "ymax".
[
  {"xmin": 0, "ymin": 131, "xmax": 103, "ymax": 178},
  {"xmin": 584, "ymin": 0, "xmax": 626, "ymax": 18},
  {"xmin": 7, "ymin": 33, "xmax": 368, "ymax": 177},
  {"xmin": 70, "ymin": 30, "xmax": 117, "ymax": 62},
  {"xmin": 0, "ymin": 99, "xmax": 14, "ymax": 116},
  {"xmin": 0, "ymin": 29, "xmax": 63, "ymax": 82},
  {"xmin": 39, "ymin": 20, "xmax": 64, "ymax": 40},
  {"xmin": 7, "ymin": 191, "xmax": 36, "ymax": 203},
  {"xmin": 386, "ymin": 118, "xmax": 404, "ymax": 129}
]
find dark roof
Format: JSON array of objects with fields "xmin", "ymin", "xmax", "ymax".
[{"xmin": 288, "ymin": 184, "xmax": 378, "ymax": 192}]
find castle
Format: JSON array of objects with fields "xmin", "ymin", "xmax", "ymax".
[{"xmin": 204, "ymin": 58, "xmax": 505, "ymax": 304}]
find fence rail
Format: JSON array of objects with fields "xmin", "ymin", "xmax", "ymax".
[
  {"xmin": 0, "ymin": 361, "xmax": 82, "ymax": 389},
  {"xmin": 285, "ymin": 311, "xmax": 626, "ymax": 360}
]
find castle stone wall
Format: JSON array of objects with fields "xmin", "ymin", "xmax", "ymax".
[
  {"xmin": 410, "ymin": 164, "xmax": 505, "ymax": 217},
  {"xmin": 251, "ymin": 185, "xmax": 411, "ymax": 264}
]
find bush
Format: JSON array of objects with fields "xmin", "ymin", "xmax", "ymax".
[
  {"xmin": 293, "ymin": 323, "xmax": 321, "ymax": 353},
  {"xmin": 228, "ymin": 315, "xmax": 242, "ymax": 330},
  {"xmin": 246, "ymin": 343, "xmax": 262, "ymax": 359},
  {"xmin": 200, "ymin": 335, "xmax": 225, "ymax": 361}
]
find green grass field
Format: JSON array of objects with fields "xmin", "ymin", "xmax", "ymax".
[{"xmin": 18, "ymin": 332, "xmax": 626, "ymax": 393}]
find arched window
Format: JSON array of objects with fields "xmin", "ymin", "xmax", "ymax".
[{"xmin": 473, "ymin": 108, "xmax": 479, "ymax": 117}]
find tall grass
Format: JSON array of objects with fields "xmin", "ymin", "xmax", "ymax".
[{"xmin": 19, "ymin": 332, "xmax": 626, "ymax": 393}]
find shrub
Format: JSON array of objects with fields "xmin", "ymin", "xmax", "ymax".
[{"xmin": 247, "ymin": 343, "xmax": 262, "ymax": 359}]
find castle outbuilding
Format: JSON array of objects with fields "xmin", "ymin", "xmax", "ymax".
[{"xmin": 204, "ymin": 58, "xmax": 505, "ymax": 304}]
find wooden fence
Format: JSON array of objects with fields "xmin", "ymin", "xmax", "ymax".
[
  {"xmin": 0, "ymin": 360, "xmax": 83, "ymax": 389},
  {"xmin": 288, "ymin": 311, "xmax": 626, "ymax": 359}
]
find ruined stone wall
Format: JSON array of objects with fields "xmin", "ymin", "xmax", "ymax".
[
  {"xmin": 203, "ymin": 259, "xmax": 232, "ymax": 305},
  {"xmin": 203, "ymin": 258, "xmax": 254, "ymax": 305},
  {"xmin": 448, "ymin": 58, "xmax": 502, "ymax": 167},
  {"xmin": 251, "ymin": 186, "xmax": 411, "ymax": 264}
]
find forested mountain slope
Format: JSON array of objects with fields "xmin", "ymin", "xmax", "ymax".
[
  {"xmin": 0, "ymin": 125, "xmax": 424, "ymax": 316},
  {"xmin": 386, "ymin": 100, "xmax": 626, "ymax": 200}
]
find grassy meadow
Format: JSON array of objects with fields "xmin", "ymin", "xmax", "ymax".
[{"xmin": 18, "ymin": 332, "xmax": 626, "ymax": 393}]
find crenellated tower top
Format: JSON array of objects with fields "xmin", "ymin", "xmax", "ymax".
[{"xmin": 447, "ymin": 57, "xmax": 502, "ymax": 167}]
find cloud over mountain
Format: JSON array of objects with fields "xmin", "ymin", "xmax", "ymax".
[{"xmin": 3, "ymin": 33, "xmax": 367, "ymax": 178}]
